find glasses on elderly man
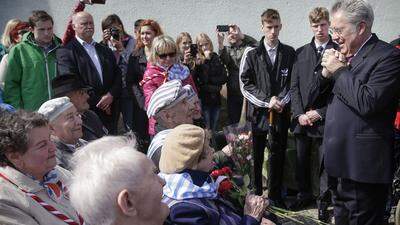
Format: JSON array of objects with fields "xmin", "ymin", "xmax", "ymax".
[
  {"xmin": 329, "ymin": 27, "xmax": 344, "ymax": 37},
  {"xmin": 158, "ymin": 52, "xmax": 176, "ymax": 59}
]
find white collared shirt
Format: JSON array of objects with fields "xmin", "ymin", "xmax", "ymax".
[
  {"xmin": 314, "ymin": 40, "xmax": 329, "ymax": 53},
  {"xmin": 264, "ymin": 39, "xmax": 278, "ymax": 65},
  {"xmin": 75, "ymin": 36, "xmax": 103, "ymax": 83}
]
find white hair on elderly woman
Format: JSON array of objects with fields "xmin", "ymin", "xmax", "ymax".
[{"xmin": 69, "ymin": 135, "xmax": 169, "ymax": 225}]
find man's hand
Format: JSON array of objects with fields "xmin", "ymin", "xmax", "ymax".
[
  {"xmin": 298, "ymin": 114, "xmax": 312, "ymax": 126},
  {"xmin": 96, "ymin": 92, "xmax": 113, "ymax": 111},
  {"xmin": 269, "ymin": 96, "xmax": 283, "ymax": 113},
  {"xmin": 216, "ymin": 30, "xmax": 225, "ymax": 50},
  {"xmin": 305, "ymin": 110, "xmax": 321, "ymax": 123},
  {"xmin": 228, "ymin": 24, "xmax": 244, "ymax": 40},
  {"xmin": 321, "ymin": 49, "xmax": 347, "ymax": 78}
]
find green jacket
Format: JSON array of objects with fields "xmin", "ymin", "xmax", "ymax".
[{"xmin": 3, "ymin": 32, "xmax": 61, "ymax": 111}]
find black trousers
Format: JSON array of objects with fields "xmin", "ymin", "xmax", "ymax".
[
  {"xmin": 252, "ymin": 118, "xmax": 289, "ymax": 200},
  {"xmin": 329, "ymin": 177, "xmax": 389, "ymax": 225},
  {"xmin": 227, "ymin": 94, "xmax": 243, "ymax": 125}
]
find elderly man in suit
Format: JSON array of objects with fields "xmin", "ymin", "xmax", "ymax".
[
  {"xmin": 289, "ymin": 7, "xmax": 336, "ymax": 220},
  {"xmin": 320, "ymin": 0, "xmax": 400, "ymax": 224},
  {"xmin": 56, "ymin": 11, "xmax": 121, "ymax": 134},
  {"xmin": 240, "ymin": 9, "xmax": 296, "ymax": 206}
]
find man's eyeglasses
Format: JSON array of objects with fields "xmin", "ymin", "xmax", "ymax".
[
  {"xmin": 158, "ymin": 52, "xmax": 176, "ymax": 59},
  {"xmin": 329, "ymin": 27, "xmax": 344, "ymax": 36}
]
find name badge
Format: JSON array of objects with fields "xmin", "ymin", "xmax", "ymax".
[{"xmin": 281, "ymin": 68, "xmax": 288, "ymax": 77}]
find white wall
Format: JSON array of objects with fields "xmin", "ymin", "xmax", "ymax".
[{"xmin": 1, "ymin": 0, "xmax": 399, "ymax": 49}]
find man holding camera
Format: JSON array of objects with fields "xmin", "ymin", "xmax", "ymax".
[
  {"xmin": 240, "ymin": 9, "xmax": 295, "ymax": 207},
  {"xmin": 217, "ymin": 25, "xmax": 258, "ymax": 125},
  {"xmin": 56, "ymin": 11, "xmax": 122, "ymax": 134}
]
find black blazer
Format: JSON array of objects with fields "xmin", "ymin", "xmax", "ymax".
[
  {"xmin": 126, "ymin": 48, "xmax": 147, "ymax": 109},
  {"xmin": 290, "ymin": 37, "xmax": 337, "ymax": 137},
  {"xmin": 56, "ymin": 37, "xmax": 122, "ymax": 108},
  {"xmin": 322, "ymin": 34, "xmax": 400, "ymax": 184},
  {"xmin": 240, "ymin": 37, "xmax": 296, "ymax": 131}
]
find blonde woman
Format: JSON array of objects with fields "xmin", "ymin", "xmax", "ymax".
[
  {"xmin": 0, "ymin": 19, "xmax": 30, "ymax": 89},
  {"xmin": 141, "ymin": 35, "xmax": 197, "ymax": 136},
  {"xmin": 193, "ymin": 33, "xmax": 227, "ymax": 133},
  {"xmin": 176, "ymin": 32, "xmax": 195, "ymax": 70}
]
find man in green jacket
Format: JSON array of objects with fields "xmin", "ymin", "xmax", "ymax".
[{"xmin": 4, "ymin": 10, "xmax": 61, "ymax": 111}]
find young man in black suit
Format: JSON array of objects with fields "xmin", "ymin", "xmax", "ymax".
[
  {"xmin": 289, "ymin": 7, "xmax": 336, "ymax": 220},
  {"xmin": 320, "ymin": 0, "xmax": 400, "ymax": 224},
  {"xmin": 240, "ymin": 9, "xmax": 296, "ymax": 206},
  {"xmin": 56, "ymin": 11, "xmax": 121, "ymax": 134}
]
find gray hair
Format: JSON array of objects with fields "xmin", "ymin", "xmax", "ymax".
[
  {"xmin": 69, "ymin": 135, "xmax": 147, "ymax": 225},
  {"xmin": 332, "ymin": 0, "xmax": 374, "ymax": 30}
]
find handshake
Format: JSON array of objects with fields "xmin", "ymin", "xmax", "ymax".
[{"xmin": 321, "ymin": 49, "xmax": 348, "ymax": 78}]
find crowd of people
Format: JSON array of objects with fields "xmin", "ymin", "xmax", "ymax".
[{"xmin": 0, "ymin": 0, "xmax": 399, "ymax": 224}]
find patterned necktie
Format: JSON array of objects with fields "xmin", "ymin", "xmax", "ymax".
[{"xmin": 317, "ymin": 46, "xmax": 324, "ymax": 60}]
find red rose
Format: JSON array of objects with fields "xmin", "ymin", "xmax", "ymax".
[
  {"xmin": 211, "ymin": 169, "xmax": 222, "ymax": 178},
  {"xmin": 218, "ymin": 179, "xmax": 233, "ymax": 194},
  {"xmin": 221, "ymin": 167, "xmax": 232, "ymax": 176}
]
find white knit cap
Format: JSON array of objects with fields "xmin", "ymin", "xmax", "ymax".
[
  {"xmin": 146, "ymin": 80, "xmax": 188, "ymax": 118},
  {"xmin": 38, "ymin": 97, "xmax": 74, "ymax": 122}
]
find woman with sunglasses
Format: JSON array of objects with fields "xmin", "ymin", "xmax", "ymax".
[
  {"xmin": 193, "ymin": 33, "xmax": 227, "ymax": 134},
  {"xmin": 141, "ymin": 35, "xmax": 197, "ymax": 137},
  {"xmin": 126, "ymin": 19, "xmax": 163, "ymax": 152}
]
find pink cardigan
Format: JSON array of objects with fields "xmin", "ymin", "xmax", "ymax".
[{"xmin": 141, "ymin": 62, "xmax": 197, "ymax": 135}]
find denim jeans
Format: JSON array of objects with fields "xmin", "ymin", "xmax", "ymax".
[{"xmin": 202, "ymin": 105, "xmax": 220, "ymax": 132}]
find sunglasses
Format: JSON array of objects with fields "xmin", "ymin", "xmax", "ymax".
[{"xmin": 158, "ymin": 52, "xmax": 176, "ymax": 59}]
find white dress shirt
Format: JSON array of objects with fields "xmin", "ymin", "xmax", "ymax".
[
  {"xmin": 76, "ymin": 36, "xmax": 103, "ymax": 84},
  {"xmin": 264, "ymin": 39, "xmax": 278, "ymax": 65}
]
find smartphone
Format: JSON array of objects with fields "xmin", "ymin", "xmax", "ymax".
[
  {"xmin": 190, "ymin": 44, "xmax": 198, "ymax": 57},
  {"xmin": 91, "ymin": 0, "xmax": 106, "ymax": 4},
  {"xmin": 216, "ymin": 25, "xmax": 230, "ymax": 32}
]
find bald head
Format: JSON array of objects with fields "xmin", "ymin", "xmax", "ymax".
[{"xmin": 72, "ymin": 11, "xmax": 94, "ymax": 42}]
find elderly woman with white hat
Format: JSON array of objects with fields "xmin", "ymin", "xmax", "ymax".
[
  {"xmin": 0, "ymin": 110, "xmax": 83, "ymax": 225},
  {"xmin": 159, "ymin": 124, "xmax": 273, "ymax": 225}
]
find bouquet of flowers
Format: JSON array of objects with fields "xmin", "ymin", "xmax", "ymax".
[{"xmin": 223, "ymin": 122, "xmax": 254, "ymax": 190}]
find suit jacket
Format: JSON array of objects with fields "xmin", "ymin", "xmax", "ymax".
[
  {"xmin": 322, "ymin": 34, "xmax": 400, "ymax": 184},
  {"xmin": 240, "ymin": 37, "xmax": 296, "ymax": 132},
  {"xmin": 81, "ymin": 109, "xmax": 107, "ymax": 142},
  {"xmin": 56, "ymin": 37, "xmax": 122, "ymax": 108},
  {"xmin": 290, "ymin": 37, "xmax": 337, "ymax": 137}
]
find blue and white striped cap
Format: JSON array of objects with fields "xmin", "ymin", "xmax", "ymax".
[{"xmin": 146, "ymin": 79, "xmax": 188, "ymax": 118}]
